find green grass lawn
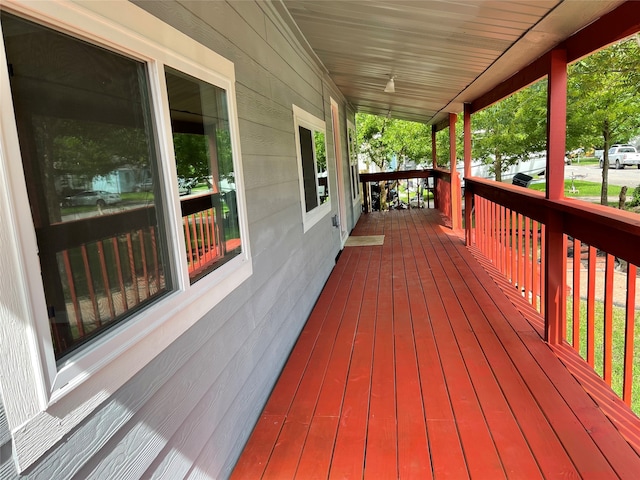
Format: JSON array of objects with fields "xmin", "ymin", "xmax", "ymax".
[
  {"xmin": 566, "ymin": 298, "xmax": 640, "ymax": 415},
  {"xmin": 569, "ymin": 157, "xmax": 600, "ymax": 166},
  {"xmin": 529, "ymin": 179, "xmax": 622, "ymax": 198}
]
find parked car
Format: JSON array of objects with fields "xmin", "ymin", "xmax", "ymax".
[
  {"xmin": 136, "ymin": 177, "xmax": 194, "ymax": 195},
  {"xmin": 600, "ymin": 144, "xmax": 640, "ymax": 169},
  {"xmin": 134, "ymin": 179, "xmax": 153, "ymax": 192},
  {"xmin": 63, "ymin": 190, "xmax": 121, "ymax": 207},
  {"xmin": 594, "ymin": 149, "xmax": 604, "ymax": 161},
  {"xmin": 178, "ymin": 177, "xmax": 195, "ymax": 196}
]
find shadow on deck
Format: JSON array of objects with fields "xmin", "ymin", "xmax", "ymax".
[{"xmin": 232, "ymin": 209, "xmax": 640, "ymax": 479}]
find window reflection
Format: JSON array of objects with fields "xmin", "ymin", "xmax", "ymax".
[
  {"xmin": 298, "ymin": 124, "xmax": 329, "ymax": 213},
  {"xmin": 314, "ymin": 131, "xmax": 328, "ymax": 205},
  {"xmin": 2, "ymin": 12, "xmax": 172, "ymax": 361},
  {"xmin": 165, "ymin": 68, "xmax": 242, "ymax": 283}
]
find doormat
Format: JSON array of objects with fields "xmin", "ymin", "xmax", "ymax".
[{"xmin": 344, "ymin": 235, "xmax": 385, "ymax": 247}]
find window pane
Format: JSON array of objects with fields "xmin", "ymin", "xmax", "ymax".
[
  {"xmin": 299, "ymin": 126, "xmax": 318, "ymax": 212},
  {"xmin": 314, "ymin": 131, "xmax": 328, "ymax": 205},
  {"xmin": 2, "ymin": 13, "xmax": 173, "ymax": 361},
  {"xmin": 165, "ymin": 68, "xmax": 242, "ymax": 283}
]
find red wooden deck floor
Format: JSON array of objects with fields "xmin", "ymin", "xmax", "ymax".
[{"xmin": 231, "ymin": 209, "xmax": 640, "ymax": 479}]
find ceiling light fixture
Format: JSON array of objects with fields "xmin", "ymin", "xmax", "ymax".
[{"xmin": 384, "ymin": 75, "xmax": 395, "ymax": 93}]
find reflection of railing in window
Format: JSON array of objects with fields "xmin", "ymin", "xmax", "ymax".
[
  {"xmin": 180, "ymin": 193, "xmax": 228, "ymax": 282},
  {"xmin": 45, "ymin": 193, "xmax": 242, "ymax": 358},
  {"xmin": 39, "ymin": 207, "xmax": 168, "ymax": 359},
  {"xmin": 58, "ymin": 228, "xmax": 164, "ymax": 333}
]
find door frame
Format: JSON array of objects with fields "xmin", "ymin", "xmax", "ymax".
[{"xmin": 330, "ymin": 97, "xmax": 348, "ymax": 245}]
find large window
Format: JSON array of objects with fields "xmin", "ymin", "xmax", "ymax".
[
  {"xmin": 2, "ymin": 12, "xmax": 173, "ymax": 361},
  {"xmin": 0, "ymin": 1, "xmax": 250, "ymax": 468},
  {"xmin": 293, "ymin": 105, "xmax": 330, "ymax": 231}
]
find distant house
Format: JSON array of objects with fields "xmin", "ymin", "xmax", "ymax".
[{"xmin": 92, "ymin": 166, "xmax": 146, "ymax": 194}]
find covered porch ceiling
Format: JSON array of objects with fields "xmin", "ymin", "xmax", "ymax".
[{"xmin": 279, "ymin": 0, "xmax": 625, "ymax": 124}]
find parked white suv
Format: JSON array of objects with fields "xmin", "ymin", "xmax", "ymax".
[{"xmin": 600, "ymin": 145, "xmax": 640, "ymax": 169}]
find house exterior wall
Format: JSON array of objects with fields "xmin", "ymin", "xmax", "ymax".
[
  {"xmin": 0, "ymin": 401, "xmax": 16, "ymax": 480},
  {"xmin": 1, "ymin": 1, "xmax": 359, "ymax": 478}
]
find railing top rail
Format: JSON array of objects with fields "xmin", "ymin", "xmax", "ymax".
[
  {"xmin": 360, "ymin": 168, "xmax": 451, "ymax": 182},
  {"xmin": 466, "ymin": 176, "xmax": 640, "ymax": 266},
  {"xmin": 38, "ymin": 194, "xmax": 222, "ymax": 255}
]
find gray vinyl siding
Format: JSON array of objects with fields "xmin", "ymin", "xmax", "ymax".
[
  {"xmin": 7, "ymin": 1, "xmax": 357, "ymax": 479},
  {"xmin": 0, "ymin": 400, "xmax": 16, "ymax": 480}
]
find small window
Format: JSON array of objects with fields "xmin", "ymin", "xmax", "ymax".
[
  {"xmin": 293, "ymin": 105, "xmax": 330, "ymax": 231},
  {"xmin": 165, "ymin": 68, "xmax": 242, "ymax": 283},
  {"xmin": 2, "ymin": 12, "xmax": 173, "ymax": 362}
]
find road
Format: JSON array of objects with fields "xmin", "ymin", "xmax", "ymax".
[{"xmin": 565, "ymin": 162, "xmax": 640, "ymax": 188}]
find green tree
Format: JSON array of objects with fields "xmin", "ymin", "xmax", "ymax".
[
  {"xmin": 173, "ymin": 127, "xmax": 235, "ymax": 187},
  {"xmin": 471, "ymin": 81, "xmax": 547, "ymax": 181},
  {"xmin": 173, "ymin": 133, "xmax": 210, "ymax": 181},
  {"xmin": 355, "ymin": 113, "xmax": 431, "ymax": 171},
  {"xmin": 40, "ymin": 119, "xmax": 149, "ymax": 178},
  {"xmin": 567, "ymin": 37, "xmax": 640, "ymax": 204}
]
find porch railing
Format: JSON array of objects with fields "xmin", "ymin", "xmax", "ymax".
[
  {"xmin": 359, "ymin": 168, "xmax": 454, "ymax": 214},
  {"xmin": 465, "ymin": 177, "xmax": 640, "ymax": 411}
]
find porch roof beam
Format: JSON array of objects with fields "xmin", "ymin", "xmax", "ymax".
[{"xmin": 470, "ymin": 1, "xmax": 640, "ymax": 113}]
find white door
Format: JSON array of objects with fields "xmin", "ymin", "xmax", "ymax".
[{"xmin": 331, "ymin": 98, "xmax": 348, "ymax": 244}]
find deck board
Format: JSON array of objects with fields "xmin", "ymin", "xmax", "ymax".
[{"xmin": 232, "ymin": 209, "xmax": 640, "ymax": 479}]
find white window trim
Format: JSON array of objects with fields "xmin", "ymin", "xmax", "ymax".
[
  {"xmin": 0, "ymin": 0, "xmax": 251, "ymax": 471},
  {"xmin": 347, "ymin": 119, "xmax": 360, "ymax": 202},
  {"xmin": 292, "ymin": 104, "xmax": 331, "ymax": 232}
]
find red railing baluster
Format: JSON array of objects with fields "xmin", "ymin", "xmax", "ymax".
[
  {"xmin": 502, "ymin": 206, "xmax": 507, "ymax": 276},
  {"xmin": 480, "ymin": 197, "xmax": 486, "ymax": 255},
  {"xmin": 62, "ymin": 250, "xmax": 83, "ymax": 337},
  {"xmin": 191, "ymin": 213, "xmax": 200, "ymax": 270},
  {"xmin": 503, "ymin": 206, "xmax": 508, "ymax": 276},
  {"xmin": 509, "ymin": 209, "xmax": 516, "ymax": 285},
  {"xmin": 81, "ymin": 244, "xmax": 101, "ymax": 328},
  {"xmin": 111, "ymin": 237, "xmax": 128, "ymax": 313},
  {"xmin": 587, "ymin": 245, "xmax": 596, "ymax": 368},
  {"xmin": 524, "ymin": 217, "xmax": 531, "ymax": 303},
  {"xmin": 603, "ymin": 254, "xmax": 615, "ymax": 385},
  {"xmin": 198, "ymin": 211, "xmax": 206, "ymax": 262},
  {"xmin": 97, "ymin": 240, "xmax": 115, "ymax": 320},
  {"xmin": 623, "ymin": 263, "xmax": 637, "ymax": 406},
  {"xmin": 532, "ymin": 220, "xmax": 539, "ymax": 312},
  {"xmin": 184, "ymin": 216, "xmax": 193, "ymax": 271},
  {"xmin": 126, "ymin": 233, "xmax": 140, "ymax": 305},
  {"xmin": 518, "ymin": 213, "xmax": 524, "ymax": 294},
  {"xmin": 487, "ymin": 201, "xmax": 496, "ymax": 266},
  {"xmin": 496, "ymin": 204, "xmax": 501, "ymax": 272},
  {"xmin": 572, "ymin": 238, "xmax": 581, "ymax": 352},
  {"xmin": 487, "ymin": 200, "xmax": 496, "ymax": 266},
  {"xmin": 482, "ymin": 197, "xmax": 486, "ymax": 255},
  {"xmin": 498, "ymin": 205, "xmax": 502, "ymax": 274},
  {"xmin": 150, "ymin": 227, "xmax": 160, "ymax": 293},
  {"xmin": 540, "ymin": 224, "xmax": 546, "ymax": 317},
  {"xmin": 138, "ymin": 229, "xmax": 150, "ymax": 299},
  {"xmin": 203, "ymin": 209, "xmax": 212, "ymax": 262}
]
